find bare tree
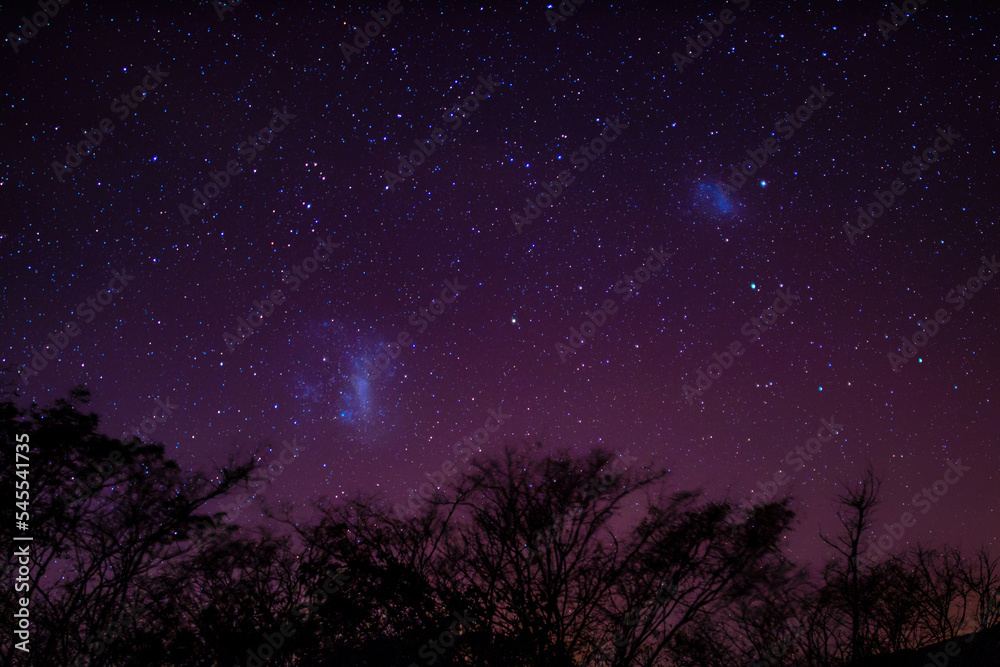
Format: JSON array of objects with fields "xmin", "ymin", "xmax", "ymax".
[
  {"xmin": 674, "ymin": 563, "xmax": 808, "ymax": 667},
  {"xmin": 10, "ymin": 390, "xmax": 995, "ymax": 666},
  {"xmin": 820, "ymin": 465, "xmax": 882, "ymax": 665},
  {"xmin": 961, "ymin": 546, "xmax": 1000, "ymax": 631},
  {"xmin": 416, "ymin": 446, "xmax": 796, "ymax": 667},
  {"xmin": 866, "ymin": 555, "xmax": 922, "ymax": 653},
  {"xmin": 0, "ymin": 387, "xmax": 254, "ymax": 667},
  {"xmin": 903, "ymin": 545, "xmax": 972, "ymax": 643}
]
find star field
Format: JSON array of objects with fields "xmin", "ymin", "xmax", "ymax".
[{"xmin": 2, "ymin": 0, "xmax": 997, "ymax": 563}]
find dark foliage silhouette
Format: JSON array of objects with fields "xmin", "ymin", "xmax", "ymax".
[{"xmin": 1, "ymin": 388, "xmax": 996, "ymax": 666}]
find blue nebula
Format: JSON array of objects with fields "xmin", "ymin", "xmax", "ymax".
[
  {"xmin": 335, "ymin": 362, "xmax": 373, "ymax": 423},
  {"xmin": 693, "ymin": 181, "xmax": 735, "ymax": 216},
  {"xmin": 288, "ymin": 319, "xmax": 380, "ymax": 427}
]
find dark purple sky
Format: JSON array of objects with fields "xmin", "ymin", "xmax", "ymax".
[{"xmin": 2, "ymin": 0, "xmax": 997, "ymax": 565}]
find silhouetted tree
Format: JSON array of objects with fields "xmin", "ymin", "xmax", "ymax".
[
  {"xmin": 820, "ymin": 465, "xmax": 882, "ymax": 665},
  {"xmin": 904, "ymin": 545, "xmax": 972, "ymax": 643},
  {"xmin": 963, "ymin": 546, "xmax": 1000, "ymax": 631},
  {"xmin": 3, "ymin": 390, "xmax": 996, "ymax": 667},
  {"xmin": 0, "ymin": 387, "xmax": 253, "ymax": 667}
]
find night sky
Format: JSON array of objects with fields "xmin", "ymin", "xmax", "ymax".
[{"xmin": 2, "ymin": 0, "xmax": 997, "ymax": 564}]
